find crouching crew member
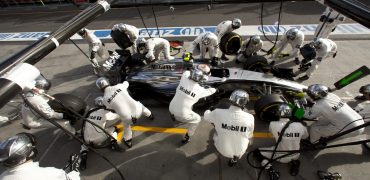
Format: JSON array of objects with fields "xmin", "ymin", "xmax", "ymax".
[{"xmin": 204, "ymin": 90, "xmax": 254, "ymax": 167}]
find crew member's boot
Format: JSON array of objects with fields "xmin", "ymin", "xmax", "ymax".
[{"xmin": 181, "ymin": 133, "xmax": 190, "ymax": 144}]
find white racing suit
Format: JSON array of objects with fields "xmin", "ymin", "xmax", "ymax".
[
  {"xmin": 259, "ymin": 119, "xmax": 308, "ymax": 163},
  {"xmin": 143, "ymin": 38, "xmax": 174, "ymax": 61},
  {"xmin": 354, "ymin": 101, "xmax": 370, "ymax": 141},
  {"xmin": 169, "ymin": 71, "xmax": 216, "ymax": 137},
  {"xmin": 216, "ymin": 20, "xmax": 234, "ymax": 42},
  {"xmin": 314, "ymin": 7, "xmax": 346, "ymax": 38},
  {"xmin": 0, "ymin": 161, "xmax": 80, "ymax": 180},
  {"xmin": 112, "ymin": 23, "xmax": 139, "ymax": 54},
  {"xmin": 271, "ymin": 30, "xmax": 304, "ymax": 61},
  {"xmin": 303, "ymin": 38, "xmax": 337, "ymax": 77},
  {"xmin": 83, "ymin": 108, "xmax": 122, "ymax": 145},
  {"xmin": 237, "ymin": 37, "xmax": 263, "ymax": 63},
  {"xmin": 204, "ymin": 105, "xmax": 254, "ymax": 159},
  {"xmin": 189, "ymin": 32, "xmax": 218, "ymax": 60},
  {"xmin": 103, "ymin": 81, "xmax": 152, "ymax": 141},
  {"xmin": 82, "ymin": 28, "xmax": 108, "ymax": 71},
  {"xmin": 21, "ymin": 91, "xmax": 76, "ymax": 134},
  {"xmin": 304, "ymin": 93, "xmax": 364, "ymax": 143}
]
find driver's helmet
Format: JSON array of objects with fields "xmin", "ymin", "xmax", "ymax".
[
  {"xmin": 359, "ymin": 84, "xmax": 370, "ymax": 96},
  {"xmin": 250, "ymin": 35, "xmax": 261, "ymax": 45},
  {"xmin": 190, "ymin": 69, "xmax": 205, "ymax": 82},
  {"xmin": 229, "ymin": 90, "xmax": 249, "ymax": 108},
  {"xmin": 306, "ymin": 84, "xmax": 329, "ymax": 100},
  {"xmin": 0, "ymin": 133, "xmax": 37, "ymax": 167},
  {"xmin": 182, "ymin": 52, "xmax": 194, "ymax": 63},
  {"xmin": 78, "ymin": 28, "xmax": 87, "ymax": 37},
  {"xmin": 201, "ymin": 32, "xmax": 213, "ymax": 46},
  {"xmin": 286, "ymin": 28, "xmax": 299, "ymax": 41},
  {"xmin": 311, "ymin": 38, "xmax": 323, "ymax": 49},
  {"xmin": 231, "ymin": 18, "xmax": 242, "ymax": 29},
  {"xmin": 276, "ymin": 104, "xmax": 292, "ymax": 118},
  {"xmin": 94, "ymin": 96, "xmax": 105, "ymax": 107}
]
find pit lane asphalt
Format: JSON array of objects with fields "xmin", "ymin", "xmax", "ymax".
[{"xmin": 0, "ymin": 39, "xmax": 369, "ymax": 180}]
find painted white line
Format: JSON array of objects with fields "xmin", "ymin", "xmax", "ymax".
[
  {"xmin": 39, "ymin": 129, "xmax": 62, "ymax": 162},
  {"xmin": 117, "ymin": 151, "xmax": 158, "ymax": 167}
]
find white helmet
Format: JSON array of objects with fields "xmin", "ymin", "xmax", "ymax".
[
  {"xmin": 190, "ymin": 69, "xmax": 205, "ymax": 82},
  {"xmin": 229, "ymin": 90, "xmax": 249, "ymax": 108},
  {"xmin": 201, "ymin": 32, "xmax": 212, "ymax": 46},
  {"xmin": 286, "ymin": 28, "xmax": 299, "ymax": 40},
  {"xmin": 96, "ymin": 77, "xmax": 110, "ymax": 91},
  {"xmin": 311, "ymin": 38, "xmax": 323, "ymax": 49},
  {"xmin": 231, "ymin": 18, "xmax": 242, "ymax": 29},
  {"xmin": 94, "ymin": 96, "xmax": 105, "ymax": 107},
  {"xmin": 250, "ymin": 35, "xmax": 261, "ymax": 45},
  {"xmin": 137, "ymin": 37, "xmax": 147, "ymax": 46},
  {"xmin": 276, "ymin": 104, "xmax": 292, "ymax": 118},
  {"xmin": 0, "ymin": 133, "xmax": 37, "ymax": 167},
  {"xmin": 306, "ymin": 84, "xmax": 329, "ymax": 100},
  {"xmin": 35, "ymin": 77, "xmax": 51, "ymax": 91}
]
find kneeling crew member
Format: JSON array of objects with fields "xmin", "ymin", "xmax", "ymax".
[
  {"xmin": 169, "ymin": 65, "xmax": 217, "ymax": 144},
  {"xmin": 304, "ymin": 84, "xmax": 364, "ymax": 143},
  {"xmin": 253, "ymin": 104, "xmax": 308, "ymax": 179},
  {"xmin": 204, "ymin": 90, "xmax": 254, "ymax": 167},
  {"xmin": 79, "ymin": 96, "xmax": 125, "ymax": 171},
  {"xmin": 96, "ymin": 77, "xmax": 154, "ymax": 148}
]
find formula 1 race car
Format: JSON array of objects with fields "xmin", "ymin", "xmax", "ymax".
[{"xmin": 102, "ymin": 50, "xmax": 307, "ymax": 121}]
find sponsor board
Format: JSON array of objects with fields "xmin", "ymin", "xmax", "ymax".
[{"xmin": 0, "ymin": 23, "xmax": 369, "ymax": 41}]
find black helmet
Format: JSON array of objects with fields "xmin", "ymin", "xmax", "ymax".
[
  {"xmin": 78, "ymin": 28, "xmax": 87, "ymax": 37},
  {"xmin": 359, "ymin": 84, "xmax": 370, "ymax": 96},
  {"xmin": 0, "ymin": 133, "xmax": 37, "ymax": 167}
]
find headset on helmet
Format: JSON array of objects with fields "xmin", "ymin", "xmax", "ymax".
[
  {"xmin": 250, "ymin": 35, "xmax": 261, "ymax": 45},
  {"xmin": 231, "ymin": 18, "xmax": 242, "ymax": 29},
  {"xmin": 78, "ymin": 28, "xmax": 87, "ymax": 37},
  {"xmin": 35, "ymin": 77, "xmax": 51, "ymax": 91},
  {"xmin": 201, "ymin": 33, "xmax": 212, "ymax": 46},
  {"xmin": 94, "ymin": 96, "xmax": 105, "ymax": 107},
  {"xmin": 306, "ymin": 84, "xmax": 329, "ymax": 100},
  {"xmin": 96, "ymin": 77, "xmax": 110, "ymax": 91},
  {"xmin": 229, "ymin": 90, "xmax": 249, "ymax": 108},
  {"xmin": 0, "ymin": 133, "xmax": 37, "ymax": 167},
  {"xmin": 276, "ymin": 104, "xmax": 292, "ymax": 119},
  {"xmin": 311, "ymin": 38, "xmax": 323, "ymax": 49},
  {"xmin": 286, "ymin": 28, "xmax": 299, "ymax": 40},
  {"xmin": 359, "ymin": 84, "xmax": 370, "ymax": 96}
]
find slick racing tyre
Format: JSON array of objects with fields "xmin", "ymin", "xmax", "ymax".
[
  {"xmin": 111, "ymin": 29, "xmax": 134, "ymax": 50},
  {"xmin": 219, "ymin": 32, "xmax": 242, "ymax": 55},
  {"xmin": 300, "ymin": 44, "xmax": 316, "ymax": 62},
  {"xmin": 48, "ymin": 93, "xmax": 87, "ymax": 119},
  {"xmin": 243, "ymin": 55, "xmax": 269, "ymax": 72},
  {"xmin": 254, "ymin": 94, "xmax": 284, "ymax": 122}
]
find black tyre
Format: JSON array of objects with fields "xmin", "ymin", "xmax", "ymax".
[
  {"xmin": 254, "ymin": 94, "xmax": 284, "ymax": 122},
  {"xmin": 243, "ymin": 55, "xmax": 269, "ymax": 72},
  {"xmin": 48, "ymin": 93, "xmax": 87, "ymax": 117},
  {"xmin": 219, "ymin": 32, "xmax": 242, "ymax": 55}
]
